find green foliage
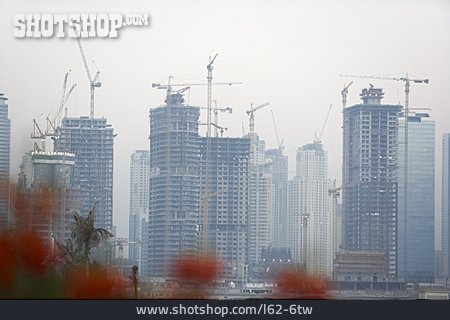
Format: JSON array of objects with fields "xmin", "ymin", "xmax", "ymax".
[{"xmin": 58, "ymin": 207, "xmax": 113, "ymax": 268}]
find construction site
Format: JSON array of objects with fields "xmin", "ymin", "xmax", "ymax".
[{"xmin": 1, "ymin": 3, "xmax": 447, "ymax": 301}]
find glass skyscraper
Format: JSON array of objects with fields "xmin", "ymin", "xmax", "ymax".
[
  {"xmin": 0, "ymin": 93, "xmax": 11, "ymax": 230},
  {"xmin": 442, "ymin": 133, "xmax": 450, "ymax": 280},
  {"xmin": 397, "ymin": 113, "xmax": 435, "ymax": 284}
]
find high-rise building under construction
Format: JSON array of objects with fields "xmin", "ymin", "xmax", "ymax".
[
  {"xmin": 343, "ymin": 86, "xmax": 401, "ymax": 280},
  {"xmin": 53, "ymin": 116, "xmax": 114, "ymax": 233},
  {"xmin": 199, "ymin": 137, "xmax": 250, "ymax": 282},
  {"xmin": 145, "ymin": 92, "xmax": 200, "ymax": 279}
]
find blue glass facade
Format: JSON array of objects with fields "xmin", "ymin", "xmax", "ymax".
[
  {"xmin": 0, "ymin": 93, "xmax": 10, "ymax": 230},
  {"xmin": 442, "ymin": 133, "xmax": 450, "ymax": 279},
  {"xmin": 397, "ymin": 113, "xmax": 435, "ymax": 284}
]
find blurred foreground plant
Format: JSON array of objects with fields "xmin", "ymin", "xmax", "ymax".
[
  {"xmin": 168, "ymin": 254, "xmax": 219, "ymax": 299},
  {"xmin": 0, "ymin": 230, "xmax": 64, "ymax": 298},
  {"xmin": 274, "ymin": 269, "xmax": 331, "ymax": 299},
  {"xmin": 0, "ymin": 187, "xmax": 122, "ymax": 299},
  {"xmin": 56, "ymin": 208, "xmax": 113, "ymax": 275}
]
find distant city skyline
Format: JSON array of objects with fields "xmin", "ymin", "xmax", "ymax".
[{"xmin": 1, "ymin": 0, "xmax": 449, "ymax": 245}]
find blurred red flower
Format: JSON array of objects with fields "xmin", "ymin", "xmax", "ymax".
[
  {"xmin": 1, "ymin": 186, "xmax": 123, "ymax": 299},
  {"xmin": 174, "ymin": 255, "xmax": 218, "ymax": 282},
  {"xmin": 65, "ymin": 267, "xmax": 125, "ymax": 299},
  {"xmin": 169, "ymin": 254, "xmax": 219, "ymax": 299},
  {"xmin": 0, "ymin": 234, "xmax": 17, "ymax": 290},
  {"xmin": 16, "ymin": 232, "xmax": 50, "ymax": 274},
  {"xmin": 275, "ymin": 270, "xmax": 331, "ymax": 299}
]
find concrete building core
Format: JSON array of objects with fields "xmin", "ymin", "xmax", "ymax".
[
  {"xmin": 54, "ymin": 116, "xmax": 114, "ymax": 233},
  {"xmin": 199, "ymin": 137, "xmax": 250, "ymax": 282},
  {"xmin": 145, "ymin": 92, "xmax": 200, "ymax": 279},
  {"xmin": 343, "ymin": 86, "xmax": 401, "ymax": 280}
]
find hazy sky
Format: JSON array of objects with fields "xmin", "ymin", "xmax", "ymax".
[{"xmin": 1, "ymin": 0, "xmax": 449, "ymax": 245}]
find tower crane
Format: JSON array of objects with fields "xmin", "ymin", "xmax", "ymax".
[
  {"xmin": 31, "ymin": 71, "xmax": 77, "ymax": 152},
  {"xmin": 200, "ymin": 122, "xmax": 228, "ymax": 137},
  {"xmin": 207, "ymin": 54, "xmax": 218, "ymax": 140},
  {"xmin": 71, "ymin": 24, "xmax": 101, "ymax": 119},
  {"xmin": 46, "ymin": 71, "xmax": 77, "ymax": 136},
  {"xmin": 152, "ymin": 81, "xmax": 241, "ymax": 90},
  {"xmin": 341, "ymin": 81, "xmax": 353, "ymax": 110},
  {"xmin": 314, "ymin": 104, "xmax": 332, "ymax": 144},
  {"xmin": 328, "ymin": 180, "xmax": 359, "ymax": 280},
  {"xmin": 152, "ymin": 81, "xmax": 241, "ymax": 103},
  {"xmin": 212, "ymin": 123, "xmax": 227, "ymax": 137},
  {"xmin": 340, "ymin": 73, "xmax": 429, "ymax": 282},
  {"xmin": 340, "ymin": 82, "xmax": 353, "ymax": 229},
  {"xmin": 176, "ymin": 86, "xmax": 191, "ymax": 95},
  {"xmin": 31, "ymin": 117, "xmax": 47, "ymax": 152},
  {"xmin": 270, "ymin": 110, "xmax": 284, "ymax": 151},
  {"xmin": 213, "ymin": 100, "xmax": 232, "ymax": 137},
  {"xmin": 246, "ymin": 102, "xmax": 269, "ymax": 135},
  {"xmin": 113, "ymin": 238, "xmax": 141, "ymax": 276},
  {"xmin": 152, "ymin": 72, "xmax": 241, "ymax": 255},
  {"xmin": 200, "ymin": 101, "xmax": 233, "ymax": 137}
]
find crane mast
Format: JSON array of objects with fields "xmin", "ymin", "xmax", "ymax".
[
  {"xmin": 72, "ymin": 24, "xmax": 101, "ymax": 118},
  {"xmin": 340, "ymin": 73, "xmax": 429, "ymax": 282},
  {"xmin": 341, "ymin": 81, "xmax": 353, "ymax": 110},
  {"xmin": 212, "ymin": 100, "xmax": 232, "ymax": 137},
  {"xmin": 246, "ymin": 102, "xmax": 269, "ymax": 135},
  {"xmin": 31, "ymin": 118, "xmax": 46, "ymax": 152},
  {"xmin": 314, "ymin": 104, "xmax": 333, "ymax": 144},
  {"xmin": 340, "ymin": 81, "xmax": 352, "ymax": 262},
  {"xmin": 207, "ymin": 54, "xmax": 218, "ymax": 139},
  {"xmin": 270, "ymin": 110, "xmax": 284, "ymax": 150},
  {"xmin": 32, "ymin": 72, "xmax": 77, "ymax": 152},
  {"xmin": 46, "ymin": 72, "xmax": 77, "ymax": 136},
  {"xmin": 200, "ymin": 101, "xmax": 232, "ymax": 137},
  {"xmin": 204, "ymin": 53, "xmax": 217, "ymax": 254}
]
